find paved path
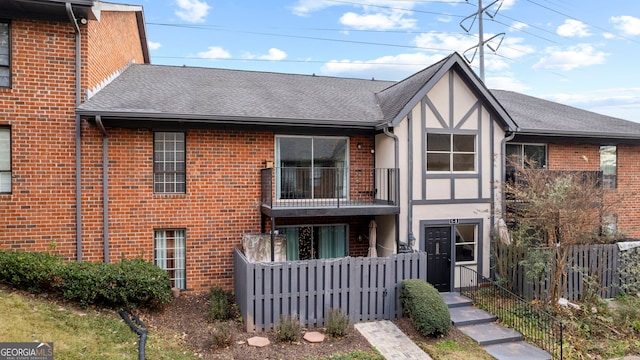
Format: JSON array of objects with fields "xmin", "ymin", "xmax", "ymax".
[{"xmin": 354, "ymin": 320, "xmax": 432, "ymax": 359}]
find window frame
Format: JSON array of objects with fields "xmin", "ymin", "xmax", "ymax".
[
  {"xmin": 0, "ymin": 20, "xmax": 11, "ymax": 88},
  {"xmin": 153, "ymin": 131, "xmax": 186, "ymax": 194},
  {"xmin": 274, "ymin": 135, "xmax": 349, "ymax": 200},
  {"xmin": 600, "ymin": 145, "xmax": 617, "ymax": 190},
  {"xmin": 506, "ymin": 142, "xmax": 547, "ymax": 169},
  {"xmin": 153, "ymin": 229, "xmax": 187, "ymax": 289},
  {"xmin": 277, "ymin": 223, "xmax": 349, "ymax": 261},
  {"xmin": 426, "ymin": 133, "xmax": 477, "ymax": 173},
  {"xmin": 0, "ymin": 126, "xmax": 10, "ymax": 194},
  {"xmin": 454, "ymin": 224, "xmax": 477, "ymax": 264}
]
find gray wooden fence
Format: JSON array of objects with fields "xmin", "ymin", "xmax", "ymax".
[
  {"xmin": 498, "ymin": 243, "xmax": 620, "ymax": 301},
  {"xmin": 233, "ymin": 248, "xmax": 427, "ymax": 331}
]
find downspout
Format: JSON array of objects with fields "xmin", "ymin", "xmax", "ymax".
[
  {"xmin": 382, "ymin": 124, "xmax": 401, "ymax": 252},
  {"xmin": 96, "ymin": 116, "xmax": 109, "ymax": 263},
  {"xmin": 406, "ymin": 114, "xmax": 415, "ymax": 250},
  {"xmin": 66, "ymin": 3, "xmax": 83, "ymax": 262},
  {"xmin": 500, "ymin": 131, "xmax": 516, "ymax": 218},
  {"xmin": 490, "ymin": 129, "xmax": 515, "ymax": 279}
]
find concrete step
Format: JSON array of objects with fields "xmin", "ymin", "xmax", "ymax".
[
  {"xmin": 458, "ymin": 322, "xmax": 523, "ymax": 346},
  {"xmin": 441, "ymin": 292, "xmax": 474, "ymax": 308},
  {"xmin": 449, "ymin": 306, "xmax": 497, "ymax": 327},
  {"xmin": 484, "ymin": 341, "xmax": 552, "ymax": 360}
]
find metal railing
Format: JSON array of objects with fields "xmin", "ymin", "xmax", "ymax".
[
  {"xmin": 260, "ymin": 167, "xmax": 398, "ymax": 208},
  {"xmin": 458, "ymin": 265, "xmax": 564, "ymax": 359}
]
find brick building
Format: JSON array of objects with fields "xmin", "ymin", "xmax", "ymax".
[
  {"xmin": 0, "ymin": 1, "xmax": 148, "ymax": 259},
  {"xmin": 2, "ymin": 2, "xmax": 640, "ymax": 296}
]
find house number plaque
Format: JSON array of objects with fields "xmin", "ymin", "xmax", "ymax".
[{"xmin": 449, "ymin": 219, "xmax": 459, "ymax": 224}]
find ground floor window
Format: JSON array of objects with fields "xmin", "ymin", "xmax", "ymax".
[
  {"xmin": 455, "ymin": 224, "xmax": 477, "ymax": 263},
  {"xmin": 154, "ymin": 229, "xmax": 186, "ymax": 289},
  {"xmin": 279, "ymin": 225, "xmax": 347, "ymax": 260}
]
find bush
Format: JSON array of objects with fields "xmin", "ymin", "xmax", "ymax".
[
  {"xmin": 0, "ymin": 251, "xmax": 63, "ymax": 292},
  {"xmin": 400, "ymin": 279, "xmax": 451, "ymax": 337},
  {"xmin": 211, "ymin": 321, "xmax": 233, "ymax": 348},
  {"xmin": 325, "ymin": 307, "xmax": 349, "ymax": 337},
  {"xmin": 0, "ymin": 250, "xmax": 172, "ymax": 310},
  {"xmin": 274, "ymin": 314, "xmax": 301, "ymax": 342},
  {"xmin": 209, "ymin": 286, "xmax": 231, "ymax": 321}
]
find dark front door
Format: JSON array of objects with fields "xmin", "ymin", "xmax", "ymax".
[{"xmin": 425, "ymin": 226, "xmax": 452, "ymax": 292}]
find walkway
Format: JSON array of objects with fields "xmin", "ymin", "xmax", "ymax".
[{"xmin": 354, "ymin": 320, "xmax": 432, "ymax": 359}]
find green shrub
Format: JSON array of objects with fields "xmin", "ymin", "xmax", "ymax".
[
  {"xmin": 275, "ymin": 314, "xmax": 301, "ymax": 342},
  {"xmin": 0, "ymin": 250, "xmax": 172, "ymax": 310},
  {"xmin": 400, "ymin": 279, "xmax": 451, "ymax": 337},
  {"xmin": 209, "ymin": 286, "xmax": 231, "ymax": 321},
  {"xmin": 325, "ymin": 307, "xmax": 349, "ymax": 337},
  {"xmin": 0, "ymin": 251, "xmax": 63, "ymax": 292},
  {"xmin": 211, "ymin": 321, "xmax": 233, "ymax": 348}
]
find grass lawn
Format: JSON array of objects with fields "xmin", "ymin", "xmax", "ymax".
[{"xmin": 0, "ymin": 287, "xmax": 198, "ymax": 360}]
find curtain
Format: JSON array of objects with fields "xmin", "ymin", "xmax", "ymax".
[
  {"xmin": 283, "ymin": 227, "xmax": 300, "ymax": 261},
  {"xmin": 318, "ymin": 225, "xmax": 346, "ymax": 259}
]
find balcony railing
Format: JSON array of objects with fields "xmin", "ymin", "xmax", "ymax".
[{"xmin": 261, "ymin": 167, "xmax": 398, "ymax": 208}]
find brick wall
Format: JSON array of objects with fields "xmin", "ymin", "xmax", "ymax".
[
  {"xmin": 0, "ymin": 19, "xmax": 78, "ymax": 259},
  {"xmin": 0, "ymin": 13, "xmax": 147, "ymax": 261},
  {"xmin": 547, "ymin": 142, "xmax": 640, "ymax": 238},
  {"xmin": 78, "ymin": 128, "xmax": 376, "ymax": 292},
  {"xmin": 86, "ymin": 11, "xmax": 145, "ymax": 95}
]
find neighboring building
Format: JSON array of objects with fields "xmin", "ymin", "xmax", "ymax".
[
  {"xmin": 0, "ymin": 1, "xmax": 149, "ymax": 258},
  {"xmin": 494, "ymin": 90, "xmax": 640, "ymax": 239},
  {"xmin": 3, "ymin": 2, "xmax": 640, "ymax": 296}
]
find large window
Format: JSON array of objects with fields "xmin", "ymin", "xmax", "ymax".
[
  {"xmin": 0, "ymin": 127, "xmax": 10, "ymax": 193},
  {"xmin": 600, "ymin": 145, "xmax": 616, "ymax": 189},
  {"xmin": 455, "ymin": 224, "xmax": 476, "ymax": 263},
  {"xmin": 279, "ymin": 225, "xmax": 347, "ymax": 260},
  {"xmin": 506, "ymin": 143, "xmax": 546, "ymax": 169},
  {"xmin": 276, "ymin": 136, "xmax": 348, "ymax": 199},
  {"xmin": 426, "ymin": 133, "xmax": 476, "ymax": 172},
  {"xmin": 154, "ymin": 132, "xmax": 185, "ymax": 193},
  {"xmin": 154, "ymin": 229, "xmax": 186, "ymax": 289},
  {"xmin": 0, "ymin": 21, "xmax": 10, "ymax": 88}
]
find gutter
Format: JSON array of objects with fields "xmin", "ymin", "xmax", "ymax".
[
  {"xmin": 66, "ymin": 3, "xmax": 83, "ymax": 262},
  {"xmin": 382, "ymin": 123, "xmax": 401, "ymax": 252},
  {"xmin": 96, "ymin": 116, "xmax": 109, "ymax": 263}
]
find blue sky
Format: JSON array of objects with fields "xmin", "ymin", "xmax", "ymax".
[{"xmin": 126, "ymin": 0, "xmax": 639, "ymax": 122}]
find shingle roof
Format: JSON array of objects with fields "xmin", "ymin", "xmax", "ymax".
[
  {"xmin": 492, "ymin": 90, "xmax": 640, "ymax": 139},
  {"xmin": 77, "ymin": 64, "xmax": 395, "ymax": 128}
]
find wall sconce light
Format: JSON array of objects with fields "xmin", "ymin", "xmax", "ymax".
[{"xmin": 357, "ymin": 143, "xmax": 362, "ymax": 149}]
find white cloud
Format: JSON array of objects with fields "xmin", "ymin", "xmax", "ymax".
[
  {"xmin": 533, "ymin": 44, "xmax": 607, "ymax": 71},
  {"xmin": 340, "ymin": 10, "xmax": 417, "ymax": 30},
  {"xmin": 321, "ymin": 52, "xmax": 446, "ymax": 80},
  {"xmin": 544, "ymin": 88, "xmax": 640, "ymax": 122},
  {"xmin": 557, "ymin": 19, "xmax": 591, "ymax": 38},
  {"xmin": 510, "ymin": 21, "xmax": 529, "ymax": 31},
  {"xmin": 486, "ymin": 75, "xmax": 530, "ymax": 92},
  {"xmin": 610, "ymin": 15, "xmax": 640, "ymax": 36},
  {"xmin": 603, "ymin": 32, "xmax": 616, "ymax": 39},
  {"xmin": 244, "ymin": 48, "xmax": 288, "ymax": 61},
  {"xmin": 148, "ymin": 41, "xmax": 162, "ymax": 50},
  {"xmin": 197, "ymin": 46, "xmax": 231, "ymax": 59},
  {"xmin": 175, "ymin": 0, "xmax": 211, "ymax": 23}
]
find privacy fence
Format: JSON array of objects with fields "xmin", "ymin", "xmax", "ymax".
[
  {"xmin": 233, "ymin": 248, "xmax": 427, "ymax": 331},
  {"xmin": 496, "ymin": 243, "xmax": 640, "ymax": 301}
]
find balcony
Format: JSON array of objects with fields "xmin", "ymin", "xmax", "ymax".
[{"xmin": 260, "ymin": 167, "xmax": 400, "ymax": 217}]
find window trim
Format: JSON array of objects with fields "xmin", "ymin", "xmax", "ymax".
[
  {"xmin": 274, "ymin": 135, "xmax": 350, "ymax": 200},
  {"xmin": 600, "ymin": 145, "xmax": 617, "ymax": 190},
  {"xmin": 0, "ymin": 126, "xmax": 10, "ymax": 194},
  {"xmin": 454, "ymin": 223, "xmax": 477, "ymax": 264},
  {"xmin": 153, "ymin": 131, "xmax": 186, "ymax": 194},
  {"xmin": 153, "ymin": 228, "xmax": 187, "ymax": 290},
  {"xmin": 0, "ymin": 20, "xmax": 11, "ymax": 88},
  {"xmin": 426, "ymin": 132, "xmax": 477, "ymax": 173},
  {"xmin": 506, "ymin": 142, "xmax": 547, "ymax": 169}
]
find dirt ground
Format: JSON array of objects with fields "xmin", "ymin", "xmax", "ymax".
[{"xmin": 140, "ymin": 293, "xmax": 379, "ymax": 360}]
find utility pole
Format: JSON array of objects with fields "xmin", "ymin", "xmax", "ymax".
[{"xmin": 460, "ymin": 0, "xmax": 505, "ymax": 82}]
